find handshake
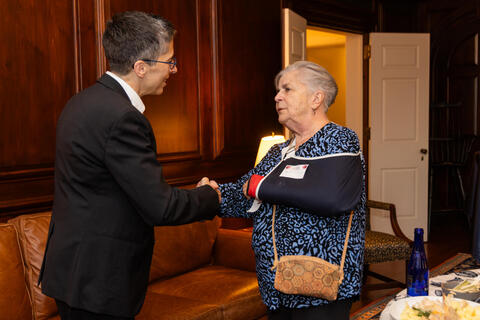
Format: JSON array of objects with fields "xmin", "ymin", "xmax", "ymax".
[{"xmin": 196, "ymin": 177, "xmax": 221, "ymax": 203}]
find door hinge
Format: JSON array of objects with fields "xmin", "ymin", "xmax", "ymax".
[
  {"xmin": 363, "ymin": 44, "xmax": 371, "ymax": 60},
  {"xmin": 365, "ymin": 127, "xmax": 371, "ymax": 141}
]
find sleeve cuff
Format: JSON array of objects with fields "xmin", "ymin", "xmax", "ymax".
[{"xmin": 247, "ymin": 174, "xmax": 264, "ymax": 198}]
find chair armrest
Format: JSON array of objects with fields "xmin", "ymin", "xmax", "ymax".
[
  {"xmin": 213, "ymin": 228, "xmax": 256, "ymax": 272},
  {"xmin": 366, "ymin": 200, "xmax": 412, "ymax": 244}
]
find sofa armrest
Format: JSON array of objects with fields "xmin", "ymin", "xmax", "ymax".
[{"xmin": 213, "ymin": 228, "xmax": 256, "ymax": 272}]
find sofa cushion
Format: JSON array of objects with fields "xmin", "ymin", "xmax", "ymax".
[
  {"xmin": 147, "ymin": 265, "xmax": 266, "ymax": 320},
  {"xmin": 137, "ymin": 292, "xmax": 222, "ymax": 320},
  {"xmin": 9, "ymin": 212, "xmax": 57, "ymax": 320},
  {"xmin": 0, "ymin": 223, "xmax": 32, "ymax": 320},
  {"xmin": 149, "ymin": 217, "xmax": 220, "ymax": 282},
  {"xmin": 213, "ymin": 228, "xmax": 256, "ymax": 272}
]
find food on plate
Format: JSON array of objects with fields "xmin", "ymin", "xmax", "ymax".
[
  {"xmin": 451, "ymin": 279, "xmax": 480, "ymax": 293},
  {"xmin": 400, "ymin": 295, "xmax": 480, "ymax": 319}
]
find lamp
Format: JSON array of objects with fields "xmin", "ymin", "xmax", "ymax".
[{"xmin": 255, "ymin": 133, "xmax": 286, "ymax": 166}]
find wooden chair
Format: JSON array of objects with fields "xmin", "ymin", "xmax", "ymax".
[
  {"xmin": 363, "ymin": 200, "xmax": 413, "ymax": 290},
  {"xmin": 429, "ymin": 135, "xmax": 477, "ymax": 219}
]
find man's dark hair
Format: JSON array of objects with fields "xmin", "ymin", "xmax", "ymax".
[{"xmin": 102, "ymin": 11, "xmax": 176, "ymax": 75}]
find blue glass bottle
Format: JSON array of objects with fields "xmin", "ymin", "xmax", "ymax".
[{"xmin": 407, "ymin": 228, "xmax": 429, "ymax": 296}]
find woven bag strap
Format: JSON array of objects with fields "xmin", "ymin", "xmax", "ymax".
[
  {"xmin": 340, "ymin": 210, "xmax": 354, "ymax": 273},
  {"xmin": 271, "ymin": 205, "xmax": 354, "ymax": 271},
  {"xmin": 271, "ymin": 205, "xmax": 279, "ymax": 270}
]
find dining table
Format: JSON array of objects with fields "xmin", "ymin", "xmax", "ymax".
[{"xmin": 351, "ymin": 253, "xmax": 480, "ymax": 320}]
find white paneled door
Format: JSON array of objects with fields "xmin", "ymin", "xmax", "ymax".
[
  {"xmin": 282, "ymin": 8, "xmax": 306, "ymax": 139},
  {"xmin": 369, "ymin": 33, "xmax": 430, "ymax": 240},
  {"xmin": 282, "ymin": 8, "xmax": 306, "ymax": 67}
]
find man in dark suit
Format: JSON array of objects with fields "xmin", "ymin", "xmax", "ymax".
[{"xmin": 39, "ymin": 11, "xmax": 221, "ymax": 320}]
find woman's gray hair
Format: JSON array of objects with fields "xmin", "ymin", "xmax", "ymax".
[
  {"xmin": 275, "ymin": 61, "xmax": 338, "ymax": 111},
  {"xmin": 103, "ymin": 11, "xmax": 176, "ymax": 75}
]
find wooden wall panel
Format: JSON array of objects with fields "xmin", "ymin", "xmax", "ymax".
[
  {"xmin": 107, "ymin": 0, "xmax": 203, "ymax": 160},
  {"xmin": 0, "ymin": 0, "xmax": 283, "ymax": 218},
  {"xmin": 285, "ymin": 0, "xmax": 373, "ymax": 33},
  {"xmin": 375, "ymin": 0, "xmax": 420, "ymax": 33},
  {"xmin": 449, "ymin": 34, "xmax": 479, "ymax": 136},
  {"xmin": 77, "ymin": 0, "xmax": 104, "ymax": 89},
  {"xmin": 0, "ymin": 1, "xmax": 76, "ymax": 168},
  {"xmin": 0, "ymin": 0, "xmax": 82, "ymax": 218},
  {"xmin": 426, "ymin": 7, "xmax": 480, "ymax": 129},
  {"xmin": 217, "ymin": 0, "xmax": 283, "ymax": 159}
]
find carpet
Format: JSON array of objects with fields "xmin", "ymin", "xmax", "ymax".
[{"xmin": 350, "ymin": 253, "xmax": 479, "ymax": 320}]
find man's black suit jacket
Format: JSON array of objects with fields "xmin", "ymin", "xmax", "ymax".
[{"xmin": 39, "ymin": 74, "xmax": 220, "ymax": 317}]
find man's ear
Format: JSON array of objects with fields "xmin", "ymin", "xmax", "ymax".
[{"xmin": 132, "ymin": 60, "xmax": 147, "ymax": 78}]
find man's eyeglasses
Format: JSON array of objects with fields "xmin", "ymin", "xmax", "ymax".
[{"xmin": 140, "ymin": 57, "xmax": 177, "ymax": 71}]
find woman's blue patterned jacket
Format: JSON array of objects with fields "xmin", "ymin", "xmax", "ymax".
[{"xmin": 218, "ymin": 122, "xmax": 366, "ymax": 310}]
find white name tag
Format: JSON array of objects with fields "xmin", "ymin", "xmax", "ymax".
[{"xmin": 279, "ymin": 164, "xmax": 309, "ymax": 179}]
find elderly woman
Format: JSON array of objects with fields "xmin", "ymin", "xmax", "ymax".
[{"xmin": 218, "ymin": 61, "xmax": 366, "ymax": 320}]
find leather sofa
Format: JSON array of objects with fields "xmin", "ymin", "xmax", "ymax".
[{"xmin": 0, "ymin": 212, "xmax": 267, "ymax": 320}]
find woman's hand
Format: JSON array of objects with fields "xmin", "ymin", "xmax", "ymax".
[
  {"xmin": 243, "ymin": 180, "xmax": 251, "ymax": 199},
  {"xmin": 209, "ymin": 180, "xmax": 222, "ymax": 203}
]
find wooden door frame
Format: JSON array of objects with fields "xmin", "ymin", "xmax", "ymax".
[{"xmin": 363, "ymin": 32, "xmax": 370, "ymax": 199}]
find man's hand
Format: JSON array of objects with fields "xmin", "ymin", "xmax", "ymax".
[
  {"xmin": 197, "ymin": 177, "xmax": 221, "ymax": 203},
  {"xmin": 196, "ymin": 177, "xmax": 210, "ymax": 187}
]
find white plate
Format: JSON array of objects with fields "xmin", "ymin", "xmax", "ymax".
[{"xmin": 380, "ymin": 296, "xmax": 480, "ymax": 320}]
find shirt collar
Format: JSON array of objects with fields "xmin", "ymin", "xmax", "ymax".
[
  {"xmin": 106, "ymin": 71, "xmax": 146, "ymax": 114},
  {"xmin": 281, "ymin": 137, "xmax": 296, "ymax": 160}
]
